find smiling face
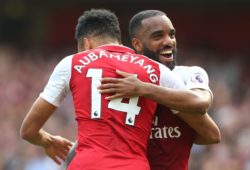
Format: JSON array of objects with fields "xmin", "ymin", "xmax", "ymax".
[{"xmin": 132, "ymin": 15, "xmax": 177, "ymax": 70}]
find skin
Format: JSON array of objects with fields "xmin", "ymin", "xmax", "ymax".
[
  {"xmin": 20, "ymin": 36, "xmax": 121, "ymax": 165},
  {"xmin": 100, "ymin": 71, "xmax": 210, "ymax": 114},
  {"xmin": 133, "ymin": 15, "xmax": 176, "ymax": 69},
  {"xmin": 21, "ymin": 14, "xmax": 220, "ymax": 168},
  {"xmin": 20, "ymin": 97, "xmax": 73, "ymax": 165},
  {"xmin": 99, "ymin": 15, "xmax": 220, "ymax": 144}
]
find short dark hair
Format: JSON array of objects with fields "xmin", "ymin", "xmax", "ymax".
[
  {"xmin": 129, "ymin": 10, "xmax": 166, "ymax": 39},
  {"xmin": 75, "ymin": 9, "xmax": 121, "ymax": 43}
]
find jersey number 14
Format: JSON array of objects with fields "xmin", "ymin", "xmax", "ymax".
[{"xmin": 87, "ymin": 68, "xmax": 141, "ymax": 126}]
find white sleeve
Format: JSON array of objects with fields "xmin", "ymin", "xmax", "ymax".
[
  {"xmin": 173, "ymin": 66, "xmax": 213, "ymax": 99},
  {"xmin": 159, "ymin": 64, "xmax": 186, "ymax": 114},
  {"xmin": 159, "ymin": 64, "xmax": 186, "ymax": 90},
  {"xmin": 40, "ymin": 55, "xmax": 73, "ymax": 107}
]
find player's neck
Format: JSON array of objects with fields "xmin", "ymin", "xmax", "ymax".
[{"xmin": 93, "ymin": 39, "xmax": 120, "ymax": 48}]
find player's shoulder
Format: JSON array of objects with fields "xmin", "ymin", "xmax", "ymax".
[
  {"xmin": 58, "ymin": 54, "xmax": 74, "ymax": 66},
  {"xmin": 174, "ymin": 65, "xmax": 210, "ymax": 86},
  {"xmin": 174, "ymin": 65, "xmax": 208, "ymax": 78},
  {"xmin": 174, "ymin": 65, "xmax": 206, "ymax": 72},
  {"xmin": 52, "ymin": 54, "xmax": 74, "ymax": 74}
]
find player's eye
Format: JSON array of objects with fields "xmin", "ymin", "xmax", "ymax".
[
  {"xmin": 151, "ymin": 33, "xmax": 163, "ymax": 40},
  {"xmin": 169, "ymin": 33, "xmax": 175, "ymax": 39},
  {"xmin": 169, "ymin": 30, "xmax": 176, "ymax": 39}
]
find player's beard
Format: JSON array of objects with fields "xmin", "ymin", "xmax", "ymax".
[
  {"xmin": 142, "ymin": 46, "xmax": 177, "ymax": 70},
  {"xmin": 168, "ymin": 49, "xmax": 177, "ymax": 70},
  {"xmin": 142, "ymin": 46, "xmax": 160, "ymax": 62}
]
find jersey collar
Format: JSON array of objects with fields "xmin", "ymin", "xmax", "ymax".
[{"xmin": 96, "ymin": 44, "xmax": 136, "ymax": 54}]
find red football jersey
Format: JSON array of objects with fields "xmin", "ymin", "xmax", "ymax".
[
  {"xmin": 147, "ymin": 105, "xmax": 195, "ymax": 170},
  {"xmin": 147, "ymin": 65, "xmax": 212, "ymax": 170},
  {"xmin": 67, "ymin": 45, "xmax": 181, "ymax": 170}
]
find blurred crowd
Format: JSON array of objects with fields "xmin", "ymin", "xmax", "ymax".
[{"xmin": 0, "ymin": 44, "xmax": 249, "ymax": 170}]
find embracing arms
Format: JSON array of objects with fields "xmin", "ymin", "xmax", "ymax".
[
  {"xmin": 179, "ymin": 112, "xmax": 221, "ymax": 144},
  {"xmin": 98, "ymin": 70, "xmax": 220, "ymax": 144},
  {"xmin": 99, "ymin": 70, "xmax": 211, "ymax": 115},
  {"xmin": 176, "ymin": 89, "xmax": 220, "ymax": 144}
]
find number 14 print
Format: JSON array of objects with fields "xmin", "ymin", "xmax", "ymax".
[{"xmin": 87, "ymin": 68, "xmax": 141, "ymax": 126}]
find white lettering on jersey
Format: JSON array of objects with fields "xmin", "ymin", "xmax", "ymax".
[
  {"xmin": 99, "ymin": 50, "xmax": 109, "ymax": 58},
  {"xmin": 144, "ymin": 65, "xmax": 155, "ymax": 74},
  {"xmin": 150, "ymin": 115, "xmax": 181, "ymax": 139},
  {"xmin": 88, "ymin": 53, "xmax": 99, "ymax": 61},
  {"xmin": 113, "ymin": 54, "xmax": 121, "ymax": 60},
  {"xmin": 134, "ymin": 59, "xmax": 144, "ymax": 67},
  {"xmin": 149, "ymin": 74, "xmax": 158, "ymax": 83},
  {"xmin": 74, "ymin": 57, "xmax": 90, "ymax": 73},
  {"xmin": 130, "ymin": 56, "xmax": 138, "ymax": 62},
  {"xmin": 73, "ymin": 50, "xmax": 159, "ymax": 83},
  {"xmin": 121, "ymin": 55, "xmax": 129, "ymax": 62},
  {"xmin": 150, "ymin": 126, "xmax": 181, "ymax": 139},
  {"xmin": 87, "ymin": 68, "xmax": 141, "ymax": 126}
]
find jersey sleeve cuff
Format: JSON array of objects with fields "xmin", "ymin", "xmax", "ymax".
[
  {"xmin": 40, "ymin": 93, "xmax": 60, "ymax": 107},
  {"xmin": 187, "ymin": 84, "xmax": 214, "ymax": 103}
]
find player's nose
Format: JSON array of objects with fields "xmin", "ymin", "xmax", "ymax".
[{"xmin": 162, "ymin": 35, "xmax": 174, "ymax": 47}]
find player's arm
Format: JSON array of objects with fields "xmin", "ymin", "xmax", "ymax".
[
  {"xmin": 63, "ymin": 140, "xmax": 78, "ymax": 168},
  {"xmin": 141, "ymin": 78, "xmax": 220, "ymax": 144},
  {"xmin": 134, "ymin": 82, "xmax": 211, "ymax": 115},
  {"xmin": 20, "ymin": 97, "xmax": 56, "ymax": 145},
  {"xmin": 177, "ymin": 103, "xmax": 221, "ymax": 145},
  {"xmin": 192, "ymin": 114, "xmax": 221, "ymax": 145},
  {"xmin": 99, "ymin": 70, "xmax": 210, "ymax": 115},
  {"xmin": 20, "ymin": 56, "xmax": 73, "ymax": 165},
  {"xmin": 186, "ymin": 89, "xmax": 220, "ymax": 144},
  {"xmin": 20, "ymin": 97, "xmax": 73, "ymax": 165},
  {"xmin": 173, "ymin": 67, "xmax": 220, "ymax": 144}
]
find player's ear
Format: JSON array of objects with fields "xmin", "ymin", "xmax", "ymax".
[
  {"xmin": 83, "ymin": 38, "xmax": 92, "ymax": 50},
  {"xmin": 132, "ymin": 38, "xmax": 143, "ymax": 54},
  {"xmin": 77, "ymin": 37, "xmax": 92, "ymax": 52},
  {"xmin": 77, "ymin": 38, "xmax": 84, "ymax": 52}
]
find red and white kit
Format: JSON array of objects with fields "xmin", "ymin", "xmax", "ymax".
[
  {"xmin": 147, "ymin": 66, "xmax": 212, "ymax": 170},
  {"xmin": 40, "ymin": 45, "xmax": 185, "ymax": 170}
]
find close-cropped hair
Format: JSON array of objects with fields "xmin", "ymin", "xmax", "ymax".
[
  {"xmin": 75, "ymin": 9, "xmax": 121, "ymax": 43},
  {"xmin": 129, "ymin": 10, "xmax": 166, "ymax": 39}
]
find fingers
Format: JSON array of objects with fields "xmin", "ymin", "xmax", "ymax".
[
  {"xmin": 98, "ymin": 82, "xmax": 125, "ymax": 95},
  {"xmin": 57, "ymin": 151, "xmax": 67, "ymax": 162},
  {"xmin": 99, "ymin": 88, "xmax": 117, "ymax": 94},
  {"xmin": 62, "ymin": 140, "xmax": 73, "ymax": 156},
  {"xmin": 105, "ymin": 94, "xmax": 123, "ymax": 100},
  {"xmin": 51, "ymin": 156, "xmax": 62, "ymax": 165},
  {"xmin": 46, "ymin": 136, "xmax": 74, "ymax": 164},
  {"xmin": 100, "ymin": 77, "xmax": 120, "ymax": 84},
  {"xmin": 100, "ymin": 71, "xmax": 135, "ymax": 84},
  {"xmin": 97, "ymin": 71, "xmax": 137, "ymax": 99},
  {"xmin": 64, "ymin": 140, "xmax": 73, "ymax": 149},
  {"xmin": 99, "ymin": 71, "xmax": 135, "ymax": 86},
  {"xmin": 98, "ymin": 84, "xmax": 123, "ymax": 99},
  {"xmin": 98, "ymin": 83, "xmax": 118, "ymax": 90},
  {"xmin": 47, "ymin": 149, "xmax": 69, "ymax": 165},
  {"xmin": 62, "ymin": 147, "xmax": 71, "ymax": 156},
  {"xmin": 116, "ymin": 70, "xmax": 134, "ymax": 78}
]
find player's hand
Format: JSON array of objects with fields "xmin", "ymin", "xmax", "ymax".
[
  {"xmin": 43, "ymin": 135, "xmax": 73, "ymax": 165},
  {"xmin": 98, "ymin": 70, "xmax": 142, "ymax": 100}
]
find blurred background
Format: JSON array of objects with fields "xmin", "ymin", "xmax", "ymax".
[{"xmin": 0, "ymin": 0, "xmax": 250, "ymax": 170}]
